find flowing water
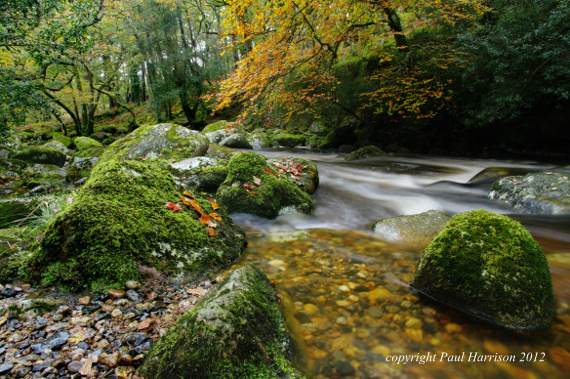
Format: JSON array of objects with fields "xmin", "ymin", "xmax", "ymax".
[{"xmin": 226, "ymin": 150, "xmax": 570, "ymax": 378}]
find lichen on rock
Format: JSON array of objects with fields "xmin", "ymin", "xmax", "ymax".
[
  {"xmin": 140, "ymin": 265, "xmax": 302, "ymax": 378},
  {"xmin": 34, "ymin": 159, "xmax": 246, "ymax": 291},
  {"xmin": 411, "ymin": 209, "xmax": 554, "ymax": 330},
  {"xmin": 216, "ymin": 152, "xmax": 314, "ymax": 219}
]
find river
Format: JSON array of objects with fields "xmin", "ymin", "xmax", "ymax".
[{"xmin": 226, "ymin": 150, "xmax": 570, "ymax": 378}]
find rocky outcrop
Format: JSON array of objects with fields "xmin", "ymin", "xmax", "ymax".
[
  {"xmin": 372, "ymin": 210, "xmax": 451, "ymax": 247},
  {"xmin": 140, "ymin": 265, "xmax": 300, "ymax": 378},
  {"xmin": 411, "ymin": 210, "xmax": 554, "ymax": 330},
  {"xmin": 489, "ymin": 172, "xmax": 570, "ymax": 214}
]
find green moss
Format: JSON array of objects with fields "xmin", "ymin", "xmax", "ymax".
[
  {"xmin": 140, "ymin": 265, "xmax": 302, "ymax": 378},
  {"xmin": 74, "ymin": 136, "xmax": 104, "ymax": 151},
  {"xmin": 34, "ymin": 159, "xmax": 246, "ymax": 292},
  {"xmin": 0, "ymin": 227, "xmax": 37, "ymax": 283},
  {"xmin": 52, "ymin": 133, "xmax": 72, "ymax": 148},
  {"xmin": 202, "ymin": 120, "xmax": 232, "ymax": 134},
  {"xmin": 194, "ymin": 166, "xmax": 229, "ymax": 193},
  {"xmin": 411, "ymin": 209, "xmax": 554, "ymax": 330},
  {"xmin": 273, "ymin": 133, "xmax": 306, "ymax": 147},
  {"xmin": 345, "ymin": 145, "xmax": 386, "ymax": 161},
  {"xmin": 11, "ymin": 147, "xmax": 67, "ymax": 167},
  {"xmin": 208, "ymin": 144, "xmax": 234, "ymax": 160},
  {"xmin": 216, "ymin": 152, "xmax": 314, "ymax": 219},
  {"xmin": 72, "ymin": 146, "xmax": 104, "ymax": 158}
]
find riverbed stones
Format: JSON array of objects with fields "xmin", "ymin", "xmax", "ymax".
[
  {"xmin": 216, "ymin": 151, "xmax": 314, "ymax": 218},
  {"xmin": 489, "ymin": 172, "xmax": 570, "ymax": 214},
  {"xmin": 411, "ymin": 209, "xmax": 554, "ymax": 330},
  {"xmin": 35, "ymin": 159, "xmax": 246, "ymax": 291},
  {"xmin": 98, "ymin": 123, "xmax": 209, "ymax": 165},
  {"xmin": 371, "ymin": 210, "xmax": 451, "ymax": 247},
  {"xmin": 140, "ymin": 265, "xmax": 299, "ymax": 378}
]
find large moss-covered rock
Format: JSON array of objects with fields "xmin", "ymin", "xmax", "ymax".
[
  {"xmin": 35, "ymin": 159, "xmax": 246, "ymax": 291},
  {"xmin": 273, "ymin": 133, "xmax": 306, "ymax": 147},
  {"xmin": 219, "ymin": 132, "xmax": 253, "ymax": 149},
  {"xmin": 52, "ymin": 133, "xmax": 72, "ymax": 148},
  {"xmin": 268, "ymin": 156, "xmax": 319, "ymax": 194},
  {"xmin": 372, "ymin": 210, "xmax": 451, "ymax": 247},
  {"xmin": 411, "ymin": 210, "xmax": 554, "ymax": 330},
  {"xmin": 202, "ymin": 120, "xmax": 233, "ymax": 134},
  {"xmin": 489, "ymin": 172, "xmax": 570, "ymax": 214},
  {"xmin": 248, "ymin": 130, "xmax": 272, "ymax": 148},
  {"xmin": 99, "ymin": 123, "xmax": 209, "ymax": 165},
  {"xmin": 345, "ymin": 145, "xmax": 387, "ymax": 161},
  {"xmin": 74, "ymin": 136, "xmax": 103, "ymax": 151},
  {"xmin": 140, "ymin": 265, "xmax": 301, "ymax": 379},
  {"xmin": 11, "ymin": 147, "xmax": 66, "ymax": 167},
  {"xmin": 216, "ymin": 152, "xmax": 314, "ymax": 218}
]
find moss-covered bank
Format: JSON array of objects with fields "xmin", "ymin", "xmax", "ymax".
[
  {"xmin": 34, "ymin": 159, "xmax": 246, "ymax": 291},
  {"xmin": 411, "ymin": 210, "xmax": 554, "ymax": 330},
  {"xmin": 140, "ymin": 265, "xmax": 302, "ymax": 378}
]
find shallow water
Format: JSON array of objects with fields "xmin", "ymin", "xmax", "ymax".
[{"xmin": 227, "ymin": 151, "xmax": 570, "ymax": 378}]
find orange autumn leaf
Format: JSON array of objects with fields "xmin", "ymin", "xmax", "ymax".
[
  {"xmin": 209, "ymin": 213, "xmax": 223, "ymax": 222},
  {"xmin": 208, "ymin": 227, "xmax": 217, "ymax": 237},
  {"xmin": 183, "ymin": 191, "xmax": 194, "ymax": 199},
  {"xmin": 164, "ymin": 202, "xmax": 183, "ymax": 211},
  {"xmin": 200, "ymin": 214, "xmax": 211, "ymax": 225},
  {"xmin": 189, "ymin": 200, "xmax": 204, "ymax": 215},
  {"xmin": 180, "ymin": 195, "xmax": 192, "ymax": 206},
  {"xmin": 209, "ymin": 198, "xmax": 220, "ymax": 210}
]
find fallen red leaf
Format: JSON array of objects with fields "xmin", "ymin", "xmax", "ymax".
[
  {"xmin": 264, "ymin": 167, "xmax": 273, "ymax": 174},
  {"xmin": 200, "ymin": 214, "xmax": 211, "ymax": 225},
  {"xmin": 164, "ymin": 202, "xmax": 183, "ymax": 211},
  {"xmin": 208, "ymin": 227, "xmax": 217, "ymax": 237},
  {"xmin": 243, "ymin": 183, "xmax": 254, "ymax": 190}
]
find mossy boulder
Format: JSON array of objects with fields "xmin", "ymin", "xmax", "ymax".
[
  {"xmin": 99, "ymin": 123, "xmax": 209, "ymax": 165},
  {"xmin": 216, "ymin": 152, "xmax": 314, "ymax": 219},
  {"xmin": 140, "ymin": 265, "xmax": 301, "ymax": 379},
  {"xmin": 372, "ymin": 210, "xmax": 451, "ymax": 247},
  {"xmin": 178, "ymin": 165, "xmax": 230, "ymax": 194},
  {"xmin": 273, "ymin": 133, "xmax": 306, "ymax": 147},
  {"xmin": 52, "ymin": 133, "xmax": 72, "ymax": 148},
  {"xmin": 219, "ymin": 132, "xmax": 253, "ymax": 149},
  {"xmin": 489, "ymin": 172, "xmax": 570, "ymax": 215},
  {"xmin": 205, "ymin": 129, "xmax": 231, "ymax": 144},
  {"xmin": 11, "ymin": 147, "xmax": 67, "ymax": 167},
  {"xmin": 74, "ymin": 136, "xmax": 104, "ymax": 152},
  {"xmin": 248, "ymin": 130, "xmax": 273, "ymax": 148},
  {"xmin": 35, "ymin": 159, "xmax": 246, "ymax": 291},
  {"xmin": 345, "ymin": 145, "xmax": 387, "ymax": 161},
  {"xmin": 268, "ymin": 156, "xmax": 319, "ymax": 194},
  {"xmin": 411, "ymin": 209, "xmax": 554, "ymax": 330},
  {"xmin": 202, "ymin": 120, "xmax": 233, "ymax": 134}
]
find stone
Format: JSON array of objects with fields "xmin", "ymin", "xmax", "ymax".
[
  {"xmin": 205, "ymin": 129, "xmax": 230, "ymax": 144},
  {"xmin": 11, "ymin": 147, "xmax": 67, "ymax": 167},
  {"xmin": 345, "ymin": 145, "xmax": 387, "ymax": 161},
  {"xmin": 125, "ymin": 290, "xmax": 140, "ymax": 302},
  {"xmin": 489, "ymin": 172, "xmax": 570, "ymax": 215},
  {"xmin": 0, "ymin": 363, "xmax": 14, "ymax": 374},
  {"xmin": 216, "ymin": 152, "xmax": 314, "ymax": 218},
  {"xmin": 98, "ymin": 352, "xmax": 119, "ymax": 368},
  {"xmin": 125, "ymin": 280, "xmax": 142, "ymax": 290},
  {"xmin": 372, "ymin": 210, "xmax": 451, "ymax": 247},
  {"xmin": 67, "ymin": 361, "xmax": 83, "ymax": 373},
  {"xmin": 36, "ymin": 159, "xmax": 246, "ymax": 291},
  {"xmin": 219, "ymin": 132, "xmax": 253, "ymax": 149},
  {"xmin": 108, "ymin": 289, "xmax": 125, "ymax": 300},
  {"xmin": 247, "ymin": 130, "xmax": 272, "ymax": 148},
  {"xmin": 78, "ymin": 296, "xmax": 90, "ymax": 306},
  {"xmin": 30, "ymin": 332, "xmax": 69, "ymax": 354},
  {"xmin": 411, "ymin": 209, "xmax": 554, "ymax": 330},
  {"xmin": 273, "ymin": 133, "xmax": 305, "ymax": 147},
  {"xmin": 111, "ymin": 309, "xmax": 122, "ymax": 318},
  {"xmin": 99, "ymin": 123, "xmax": 209, "ymax": 165},
  {"xmin": 140, "ymin": 265, "xmax": 300, "ymax": 378},
  {"xmin": 268, "ymin": 156, "xmax": 319, "ymax": 194}
]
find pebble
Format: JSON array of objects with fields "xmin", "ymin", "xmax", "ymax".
[
  {"xmin": 99, "ymin": 352, "xmax": 119, "ymax": 368},
  {"xmin": 444, "ymin": 323, "xmax": 463, "ymax": 333},
  {"xmin": 368, "ymin": 307, "xmax": 383, "ymax": 318},
  {"xmin": 111, "ymin": 309, "xmax": 123, "ymax": 318},
  {"xmin": 125, "ymin": 281, "xmax": 142, "ymax": 290},
  {"xmin": 108, "ymin": 289, "xmax": 126, "ymax": 300},
  {"xmin": 405, "ymin": 317, "xmax": 422, "ymax": 329},
  {"xmin": 78, "ymin": 296, "xmax": 91, "ymax": 306},
  {"xmin": 67, "ymin": 360, "xmax": 83, "ymax": 373},
  {"xmin": 0, "ymin": 363, "xmax": 14, "ymax": 374}
]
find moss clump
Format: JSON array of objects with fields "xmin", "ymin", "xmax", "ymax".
[
  {"xmin": 345, "ymin": 145, "xmax": 387, "ymax": 161},
  {"xmin": 411, "ymin": 209, "xmax": 554, "ymax": 330},
  {"xmin": 273, "ymin": 133, "xmax": 306, "ymax": 147},
  {"xmin": 34, "ymin": 159, "xmax": 246, "ymax": 291},
  {"xmin": 74, "ymin": 136, "xmax": 104, "ymax": 151},
  {"xmin": 11, "ymin": 147, "xmax": 67, "ymax": 167},
  {"xmin": 52, "ymin": 133, "xmax": 72, "ymax": 148},
  {"xmin": 72, "ymin": 146, "xmax": 104, "ymax": 158},
  {"xmin": 140, "ymin": 265, "xmax": 302, "ymax": 379},
  {"xmin": 216, "ymin": 152, "xmax": 314, "ymax": 219},
  {"xmin": 98, "ymin": 123, "xmax": 209, "ymax": 165},
  {"xmin": 191, "ymin": 165, "xmax": 229, "ymax": 193},
  {"xmin": 202, "ymin": 120, "xmax": 232, "ymax": 134}
]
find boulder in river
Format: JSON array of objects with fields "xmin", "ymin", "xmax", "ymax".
[
  {"xmin": 216, "ymin": 152, "xmax": 314, "ymax": 218},
  {"xmin": 140, "ymin": 265, "xmax": 300, "ymax": 378},
  {"xmin": 489, "ymin": 172, "xmax": 570, "ymax": 215},
  {"xmin": 219, "ymin": 132, "xmax": 253, "ymax": 149},
  {"xmin": 99, "ymin": 123, "xmax": 209, "ymax": 164},
  {"xmin": 35, "ymin": 158, "xmax": 246, "ymax": 291},
  {"xmin": 411, "ymin": 209, "xmax": 554, "ymax": 330},
  {"xmin": 273, "ymin": 133, "xmax": 306, "ymax": 147},
  {"xmin": 371, "ymin": 210, "xmax": 451, "ymax": 247},
  {"xmin": 345, "ymin": 145, "xmax": 387, "ymax": 161},
  {"xmin": 268, "ymin": 156, "xmax": 319, "ymax": 194}
]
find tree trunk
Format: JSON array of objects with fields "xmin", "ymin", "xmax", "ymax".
[{"xmin": 383, "ymin": 8, "xmax": 408, "ymax": 51}]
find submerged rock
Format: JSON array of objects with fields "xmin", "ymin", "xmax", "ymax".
[
  {"xmin": 345, "ymin": 145, "xmax": 387, "ymax": 161},
  {"xmin": 35, "ymin": 159, "xmax": 246, "ymax": 291},
  {"xmin": 411, "ymin": 209, "xmax": 554, "ymax": 330},
  {"xmin": 489, "ymin": 172, "xmax": 570, "ymax": 214},
  {"xmin": 99, "ymin": 123, "xmax": 209, "ymax": 164},
  {"xmin": 140, "ymin": 265, "xmax": 300, "ymax": 378},
  {"xmin": 216, "ymin": 152, "xmax": 314, "ymax": 218},
  {"xmin": 371, "ymin": 210, "xmax": 451, "ymax": 247}
]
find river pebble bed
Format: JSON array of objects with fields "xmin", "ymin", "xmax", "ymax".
[{"xmin": 0, "ymin": 280, "xmax": 211, "ymax": 378}]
